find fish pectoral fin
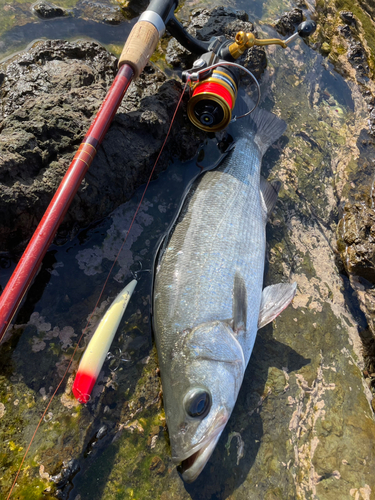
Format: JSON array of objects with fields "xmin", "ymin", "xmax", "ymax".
[
  {"xmin": 233, "ymin": 271, "xmax": 247, "ymax": 334},
  {"xmin": 258, "ymin": 282, "xmax": 297, "ymax": 329},
  {"xmin": 260, "ymin": 177, "xmax": 281, "ymax": 218}
]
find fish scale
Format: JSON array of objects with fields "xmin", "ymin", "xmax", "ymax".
[{"xmin": 154, "ymin": 136, "xmax": 264, "ymax": 365}]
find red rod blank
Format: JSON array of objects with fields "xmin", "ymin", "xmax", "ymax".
[{"xmin": 0, "ymin": 64, "xmax": 134, "ymax": 342}]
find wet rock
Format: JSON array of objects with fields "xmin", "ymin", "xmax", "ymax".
[
  {"xmin": 369, "ymin": 108, "xmax": 375, "ymax": 136},
  {"xmin": 52, "ymin": 458, "xmax": 80, "ymax": 498},
  {"xmin": 338, "ymin": 24, "xmax": 352, "ymax": 38},
  {"xmin": 0, "ymin": 40, "xmax": 203, "ymax": 252},
  {"xmin": 193, "ymin": 6, "xmax": 253, "ymax": 41},
  {"xmin": 96, "ymin": 424, "xmax": 107, "ymax": 440},
  {"xmin": 77, "ymin": 0, "xmax": 124, "ymax": 25},
  {"xmin": 348, "ymin": 40, "xmax": 369, "ymax": 75},
  {"xmin": 3, "ymin": 2, "xmax": 375, "ymax": 499},
  {"xmin": 149, "ymin": 455, "xmax": 166, "ymax": 475},
  {"xmin": 337, "ymin": 203, "xmax": 375, "ymax": 282},
  {"xmin": 33, "ymin": 1, "xmax": 67, "ymax": 19},
  {"xmin": 337, "ymin": 202, "xmax": 375, "ymax": 376},
  {"xmin": 243, "ymin": 45, "xmax": 268, "ymax": 81},
  {"xmin": 119, "ymin": 0, "xmax": 148, "ymax": 18},
  {"xmin": 274, "ymin": 8, "xmax": 303, "ymax": 37},
  {"xmin": 339, "ymin": 11, "xmax": 356, "ymax": 26}
]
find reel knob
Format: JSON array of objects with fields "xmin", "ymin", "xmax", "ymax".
[{"xmin": 297, "ymin": 20, "xmax": 317, "ymax": 38}]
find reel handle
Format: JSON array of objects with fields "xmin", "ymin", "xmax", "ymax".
[{"xmin": 228, "ymin": 19, "xmax": 317, "ymax": 58}]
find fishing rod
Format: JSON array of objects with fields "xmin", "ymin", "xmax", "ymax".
[
  {"xmin": 0, "ymin": 2, "xmax": 316, "ymax": 344},
  {"xmin": 0, "ymin": 0, "xmax": 179, "ymax": 342}
]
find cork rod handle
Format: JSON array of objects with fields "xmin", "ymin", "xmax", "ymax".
[{"xmin": 118, "ymin": 21, "xmax": 160, "ymax": 79}]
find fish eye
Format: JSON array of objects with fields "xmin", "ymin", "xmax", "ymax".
[{"xmin": 184, "ymin": 388, "xmax": 211, "ymax": 419}]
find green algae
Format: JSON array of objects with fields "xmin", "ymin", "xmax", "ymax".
[
  {"xmin": 314, "ymin": 0, "xmax": 375, "ymax": 73},
  {"xmin": 335, "ymin": 0, "xmax": 375, "ymax": 68}
]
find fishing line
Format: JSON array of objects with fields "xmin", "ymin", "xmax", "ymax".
[{"xmin": 6, "ymin": 80, "xmax": 188, "ymax": 500}]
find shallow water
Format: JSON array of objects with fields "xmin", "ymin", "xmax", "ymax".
[{"xmin": 1, "ymin": 0, "xmax": 374, "ymax": 499}]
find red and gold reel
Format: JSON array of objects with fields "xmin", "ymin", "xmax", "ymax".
[{"xmin": 187, "ymin": 68, "xmax": 238, "ymax": 132}]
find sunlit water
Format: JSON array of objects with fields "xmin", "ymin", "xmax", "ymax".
[{"xmin": 0, "ymin": 0, "xmax": 363, "ymax": 498}]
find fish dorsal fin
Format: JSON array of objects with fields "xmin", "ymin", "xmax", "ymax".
[
  {"xmin": 258, "ymin": 282, "xmax": 297, "ymax": 329},
  {"xmin": 233, "ymin": 271, "xmax": 247, "ymax": 334},
  {"xmin": 260, "ymin": 177, "xmax": 281, "ymax": 218}
]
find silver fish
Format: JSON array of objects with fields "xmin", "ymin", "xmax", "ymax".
[{"xmin": 153, "ymin": 98, "xmax": 297, "ymax": 482}]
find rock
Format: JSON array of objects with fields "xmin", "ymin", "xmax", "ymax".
[
  {"xmin": 337, "ymin": 203, "xmax": 375, "ymax": 374},
  {"xmin": 33, "ymin": 1, "xmax": 67, "ymax": 19},
  {"xmin": 348, "ymin": 40, "xmax": 369, "ymax": 75},
  {"xmin": 339, "ymin": 11, "xmax": 356, "ymax": 25},
  {"xmin": 149, "ymin": 456, "xmax": 165, "ymax": 474},
  {"xmin": 51, "ymin": 458, "xmax": 80, "ymax": 492},
  {"xmin": 77, "ymin": 0, "xmax": 124, "ymax": 25},
  {"xmin": 338, "ymin": 24, "xmax": 352, "ymax": 38},
  {"xmin": 274, "ymin": 8, "xmax": 303, "ymax": 37},
  {"xmin": 119, "ymin": 0, "xmax": 148, "ymax": 18},
  {"xmin": 337, "ymin": 203, "xmax": 375, "ymax": 283},
  {"xmin": 369, "ymin": 108, "xmax": 375, "ymax": 136},
  {"xmin": 0, "ymin": 40, "xmax": 203, "ymax": 252}
]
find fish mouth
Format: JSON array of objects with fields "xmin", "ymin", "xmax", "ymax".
[{"xmin": 174, "ymin": 423, "xmax": 226, "ymax": 483}]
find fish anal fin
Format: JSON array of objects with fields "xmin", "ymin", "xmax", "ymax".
[
  {"xmin": 233, "ymin": 271, "xmax": 247, "ymax": 334},
  {"xmin": 258, "ymin": 282, "xmax": 297, "ymax": 329},
  {"xmin": 260, "ymin": 177, "xmax": 281, "ymax": 218}
]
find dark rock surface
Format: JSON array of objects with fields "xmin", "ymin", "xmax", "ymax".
[
  {"xmin": 337, "ymin": 202, "xmax": 375, "ymax": 283},
  {"xmin": 76, "ymin": 0, "xmax": 124, "ymax": 25},
  {"xmin": 339, "ymin": 10, "xmax": 356, "ymax": 26},
  {"xmin": 119, "ymin": 0, "xmax": 148, "ymax": 19},
  {"xmin": 274, "ymin": 8, "xmax": 303, "ymax": 37},
  {"xmin": 347, "ymin": 39, "xmax": 370, "ymax": 81},
  {"xmin": 0, "ymin": 40, "xmax": 203, "ymax": 252},
  {"xmin": 33, "ymin": 1, "xmax": 67, "ymax": 19},
  {"xmin": 337, "ymin": 203, "xmax": 375, "ymax": 372}
]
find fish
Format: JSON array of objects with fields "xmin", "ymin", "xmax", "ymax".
[
  {"xmin": 72, "ymin": 279, "xmax": 137, "ymax": 403},
  {"xmin": 152, "ymin": 95, "xmax": 297, "ymax": 483}
]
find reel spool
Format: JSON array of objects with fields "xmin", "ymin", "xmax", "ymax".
[
  {"xmin": 187, "ymin": 66, "xmax": 239, "ymax": 132},
  {"xmin": 183, "ymin": 61, "xmax": 261, "ymax": 133}
]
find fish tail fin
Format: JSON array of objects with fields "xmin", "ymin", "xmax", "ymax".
[{"xmin": 231, "ymin": 91, "xmax": 287, "ymax": 156}]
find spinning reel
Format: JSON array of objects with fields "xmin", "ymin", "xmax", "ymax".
[{"xmin": 179, "ymin": 21, "xmax": 317, "ymax": 132}]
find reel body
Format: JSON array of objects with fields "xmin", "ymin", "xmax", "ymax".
[
  {"xmin": 179, "ymin": 20, "xmax": 316, "ymax": 133},
  {"xmin": 187, "ymin": 61, "xmax": 239, "ymax": 132}
]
